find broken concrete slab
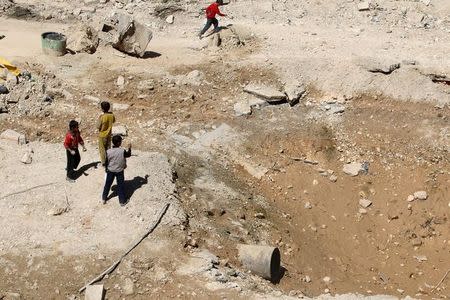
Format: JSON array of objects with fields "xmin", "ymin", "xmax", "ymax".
[
  {"xmin": 284, "ymin": 84, "xmax": 305, "ymax": 106},
  {"xmin": 100, "ymin": 12, "xmax": 153, "ymax": 57},
  {"xmin": 85, "ymin": 284, "xmax": 104, "ymax": 300},
  {"xmin": 248, "ymin": 97, "xmax": 268, "ymax": 109},
  {"xmin": 0, "ymin": 129, "xmax": 26, "ymax": 145},
  {"xmin": 244, "ymin": 84, "xmax": 286, "ymax": 103}
]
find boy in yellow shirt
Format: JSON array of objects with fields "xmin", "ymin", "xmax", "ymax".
[{"xmin": 97, "ymin": 101, "xmax": 115, "ymax": 166}]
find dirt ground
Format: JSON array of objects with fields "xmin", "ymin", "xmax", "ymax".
[{"xmin": 0, "ymin": 0, "xmax": 449, "ymax": 299}]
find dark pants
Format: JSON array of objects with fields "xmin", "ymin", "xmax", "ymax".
[
  {"xmin": 66, "ymin": 149, "xmax": 80, "ymax": 179},
  {"xmin": 200, "ymin": 18, "xmax": 218, "ymax": 35},
  {"xmin": 102, "ymin": 170, "xmax": 126, "ymax": 204}
]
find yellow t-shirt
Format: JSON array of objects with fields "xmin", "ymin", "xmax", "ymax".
[{"xmin": 98, "ymin": 112, "xmax": 115, "ymax": 138}]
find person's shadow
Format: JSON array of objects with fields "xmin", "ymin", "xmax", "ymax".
[
  {"xmin": 109, "ymin": 175, "xmax": 149, "ymax": 203},
  {"xmin": 73, "ymin": 161, "xmax": 100, "ymax": 179}
]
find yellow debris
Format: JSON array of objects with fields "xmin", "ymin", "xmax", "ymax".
[{"xmin": 0, "ymin": 56, "xmax": 20, "ymax": 77}]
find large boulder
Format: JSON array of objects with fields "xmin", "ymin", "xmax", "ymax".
[
  {"xmin": 69, "ymin": 25, "xmax": 99, "ymax": 54},
  {"xmin": 100, "ymin": 12, "xmax": 152, "ymax": 57}
]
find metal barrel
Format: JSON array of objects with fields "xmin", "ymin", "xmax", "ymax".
[
  {"xmin": 237, "ymin": 244, "xmax": 280, "ymax": 281},
  {"xmin": 41, "ymin": 32, "xmax": 67, "ymax": 56}
]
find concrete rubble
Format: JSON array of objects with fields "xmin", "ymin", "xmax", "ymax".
[
  {"xmin": 100, "ymin": 12, "xmax": 153, "ymax": 57},
  {"xmin": 244, "ymin": 84, "xmax": 286, "ymax": 103}
]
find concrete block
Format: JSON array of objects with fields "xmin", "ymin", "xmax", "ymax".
[{"xmin": 85, "ymin": 284, "xmax": 104, "ymax": 300}]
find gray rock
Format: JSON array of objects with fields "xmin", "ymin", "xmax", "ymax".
[
  {"xmin": 359, "ymin": 198, "xmax": 372, "ymax": 208},
  {"xmin": 0, "ymin": 84, "xmax": 9, "ymax": 94},
  {"xmin": 329, "ymin": 104, "xmax": 345, "ymax": 114},
  {"xmin": 284, "ymin": 84, "xmax": 305, "ymax": 106},
  {"xmin": 244, "ymin": 84, "xmax": 286, "ymax": 102},
  {"xmin": 0, "ymin": 129, "xmax": 26, "ymax": 145},
  {"xmin": 413, "ymin": 191, "xmax": 428, "ymax": 200},
  {"xmin": 342, "ymin": 162, "xmax": 363, "ymax": 176},
  {"xmin": 85, "ymin": 284, "xmax": 104, "ymax": 300},
  {"xmin": 329, "ymin": 175, "xmax": 338, "ymax": 182},
  {"xmin": 234, "ymin": 100, "xmax": 251, "ymax": 116},
  {"xmin": 112, "ymin": 125, "xmax": 128, "ymax": 136}
]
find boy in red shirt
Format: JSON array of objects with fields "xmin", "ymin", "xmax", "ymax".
[
  {"xmin": 64, "ymin": 120, "xmax": 87, "ymax": 182},
  {"xmin": 199, "ymin": 0, "xmax": 227, "ymax": 39}
]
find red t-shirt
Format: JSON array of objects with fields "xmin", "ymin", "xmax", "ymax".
[
  {"xmin": 64, "ymin": 130, "xmax": 84, "ymax": 150},
  {"xmin": 205, "ymin": 3, "xmax": 224, "ymax": 19}
]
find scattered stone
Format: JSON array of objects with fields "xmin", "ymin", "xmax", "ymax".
[
  {"xmin": 0, "ymin": 129, "xmax": 26, "ymax": 145},
  {"xmin": 407, "ymin": 195, "xmax": 415, "ymax": 202},
  {"xmin": 304, "ymin": 202, "xmax": 312, "ymax": 209},
  {"xmin": 244, "ymin": 83, "xmax": 286, "ymax": 103},
  {"xmin": 83, "ymin": 95, "xmax": 101, "ymax": 104},
  {"xmin": 85, "ymin": 284, "xmax": 104, "ymax": 300},
  {"xmin": 21, "ymin": 151, "xmax": 32, "ymax": 164},
  {"xmin": 413, "ymin": 255, "xmax": 427, "ymax": 262},
  {"xmin": 47, "ymin": 207, "xmax": 67, "ymax": 216},
  {"xmin": 122, "ymin": 278, "xmax": 134, "ymax": 295},
  {"xmin": 359, "ymin": 208, "xmax": 368, "ymax": 214},
  {"xmin": 368, "ymin": 63, "xmax": 400, "ymax": 75},
  {"xmin": 411, "ymin": 238, "xmax": 422, "ymax": 247},
  {"xmin": 254, "ymin": 212, "xmax": 265, "ymax": 219},
  {"xmin": 312, "ymin": 179, "xmax": 319, "ymax": 185},
  {"xmin": 165, "ymin": 15, "xmax": 174, "ymax": 24},
  {"xmin": 420, "ymin": 0, "xmax": 431, "ymax": 6},
  {"xmin": 112, "ymin": 125, "xmax": 128, "ymax": 136},
  {"xmin": 112, "ymin": 103, "xmax": 129, "ymax": 111},
  {"xmin": 359, "ymin": 198, "xmax": 372, "ymax": 208},
  {"xmin": 137, "ymin": 79, "xmax": 154, "ymax": 92},
  {"xmin": 284, "ymin": 84, "xmax": 305, "ymax": 106},
  {"xmin": 413, "ymin": 191, "xmax": 428, "ymax": 200},
  {"xmin": 357, "ymin": 1, "xmax": 370, "ymax": 11},
  {"xmin": 329, "ymin": 104, "xmax": 345, "ymax": 114},
  {"xmin": 342, "ymin": 162, "xmax": 363, "ymax": 176},
  {"xmin": 0, "ymin": 84, "xmax": 9, "ymax": 94},
  {"xmin": 304, "ymin": 275, "xmax": 311, "ymax": 283},
  {"xmin": 329, "ymin": 175, "xmax": 338, "ymax": 182},
  {"xmin": 323, "ymin": 276, "xmax": 331, "ymax": 283},
  {"xmin": 234, "ymin": 100, "xmax": 251, "ymax": 116},
  {"xmin": 116, "ymin": 75, "xmax": 125, "ymax": 87}
]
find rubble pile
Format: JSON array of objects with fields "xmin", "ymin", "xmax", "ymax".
[{"xmin": 0, "ymin": 72, "xmax": 61, "ymax": 117}]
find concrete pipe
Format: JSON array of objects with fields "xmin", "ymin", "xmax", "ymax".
[{"xmin": 237, "ymin": 244, "xmax": 280, "ymax": 281}]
